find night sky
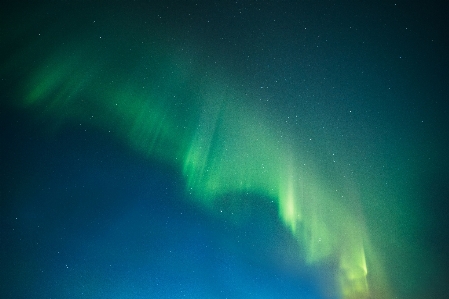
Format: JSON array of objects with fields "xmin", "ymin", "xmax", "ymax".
[{"xmin": 1, "ymin": 1, "xmax": 448, "ymax": 298}]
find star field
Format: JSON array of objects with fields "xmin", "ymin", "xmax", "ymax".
[{"xmin": 1, "ymin": 1, "xmax": 448, "ymax": 298}]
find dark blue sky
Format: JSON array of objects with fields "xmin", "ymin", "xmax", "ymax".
[{"xmin": 1, "ymin": 111, "xmax": 325, "ymax": 298}]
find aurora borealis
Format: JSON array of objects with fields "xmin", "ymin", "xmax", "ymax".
[{"xmin": 1, "ymin": 1, "xmax": 448, "ymax": 298}]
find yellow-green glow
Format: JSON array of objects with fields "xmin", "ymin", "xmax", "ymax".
[{"xmin": 279, "ymin": 169, "xmax": 300, "ymax": 234}]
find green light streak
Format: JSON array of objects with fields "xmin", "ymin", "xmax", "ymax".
[{"xmin": 4, "ymin": 25, "xmax": 393, "ymax": 299}]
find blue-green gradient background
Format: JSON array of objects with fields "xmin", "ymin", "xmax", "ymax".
[{"xmin": 1, "ymin": 1, "xmax": 448, "ymax": 298}]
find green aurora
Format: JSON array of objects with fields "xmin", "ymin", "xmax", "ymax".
[
  {"xmin": 3, "ymin": 24, "xmax": 384, "ymax": 299},
  {"xmin": 2, "ymin": 2, "xmax": 445, "ymax": 298}
]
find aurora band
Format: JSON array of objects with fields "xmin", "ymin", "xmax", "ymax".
[{"xmin": 2, "ymin": 21, "xmax": 391, "ymax": 299}]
